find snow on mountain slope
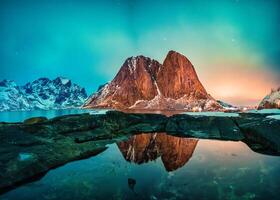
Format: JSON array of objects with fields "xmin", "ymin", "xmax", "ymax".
[
  {"xmin": 0, "ymin": 77, "xmax": 87, "ymax": 111},
  {"xmin": 258, "ymin": 88, "xmax": 280, "ymax": 109},
  {"xmin": 0, "ymin": 80, "xmax": 31, "ymax": 111}
]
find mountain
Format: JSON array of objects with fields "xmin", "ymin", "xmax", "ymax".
[
  {"xmin": 258, "ymin": 88, "xmax": 280, "ymax": 109},
  {"xmin": 84, "ymin": 50, "xmax": 221, "ymax": 111},
  {"xmin": 0, "ymin": 80, "xmax": 31, "ymax": 111},
  {"xmin": 0, "ymin": 77, "xmax": 87, "ymax": 111},
  {"xmin": 217, "ymin": 100, "xmax": 238, "ymax": 110},
  {"xmin": 117, "ymin": 133, "xmax": 198, "ymax": 172}
]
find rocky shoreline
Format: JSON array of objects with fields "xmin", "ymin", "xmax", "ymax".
[{"xmin": 0, "ymin": 111, "xmax": 280, "ymax": 194}]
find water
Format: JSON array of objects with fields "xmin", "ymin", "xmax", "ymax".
[
  {"xmin": 183, "ymin": 111, "xmax": 239, "ymax": 117},
  {"xmin": 0, "ymin": 109, "xmax": 108, "ymax": 123},
  {"xmin": 1, "ymin": 133, "xmax": 280, "ymax": 200}
]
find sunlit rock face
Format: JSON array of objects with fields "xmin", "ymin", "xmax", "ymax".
[
  {"xmin": 84, "ymin": 56, "xmax": 161, "ymax": 108},
  {"xmin": 157, "ymin": 50, "xmax": 208, "ymax": 100},
  {"xmin": 84, "ymin": 50, "xmax": 222, "ymax": 111},
  {"xmin": 258, "ymin": 88, "xmax": 280, "ymax": 109},
  {"xmin": 117, "ymin": 133, "xmax": 198, "ymax": 172}
]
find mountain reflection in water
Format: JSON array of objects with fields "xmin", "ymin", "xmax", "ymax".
[
  {"xmin": 117, "ymin": 133, "xmax": 198, "ymax": 172},
  {"xmin": 1, "ymin": 133, "xmax": 280, "ymax": 200}
]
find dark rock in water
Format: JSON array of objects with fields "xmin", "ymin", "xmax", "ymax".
[
  {"xmin": 235, "ymin": 114, "xmax": 280, "ymax": 155},
  {"xmin": 128, "ymin": 178, "xmax": 136, "ymax": 191},
  {"xmin": 23, "ymin": 117, "xmax": 48, "ymax": 125},
  {"xmin": 165, "ymin": 114, "xmax": 244, "ymax": 141},
  {"xmin": 0, "ymin": 110, "xmax": 280, "ymax": 194}
]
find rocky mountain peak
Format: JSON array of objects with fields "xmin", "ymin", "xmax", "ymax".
[
  {"xmin": 84, "ymin": 50, "xmax": 221, "ymax": 110},
  {"xmin": 53, "ymin": 77, "xmax": 71, "ymax": 86},
  {"xmin": 258, "ymin": 87, "xmax": 280, "ymax": 109},
  {"xmin": 164, "ymin": 50, "xmax": 193, "ymax": 66},
  {"xmin": 0, "ymin": 80, "xmax": 17, "ymax": 88},
  {"xmin": 157, "ymin": 50, "xmax": 209, "ymax": 100},
  {"xmin": 116, "ymin": 55, "xmax": 161, "ymax": 80}
]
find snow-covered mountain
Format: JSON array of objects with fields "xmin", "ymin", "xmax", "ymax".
[
  {"xmin": 84, "ymin": 50, "xmax": 222, "ymax": 111},
  {"xmin": 258, "ymin": 88, "xmax": 280, "ymax": 109},
  {"xmin": 217, "ymin": 100, "xmax": 238, "ymax": 111},
  {"xmin": 0, "ymin": 77, "xmax": 87, "ymax": 111}
]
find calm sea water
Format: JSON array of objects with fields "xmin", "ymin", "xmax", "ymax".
[
  {"xmin": 1, "ymin": 133, "xmax": 280, "ymax": 200},
  {"xmin": 1, "ymin": 109, "xmax": 279, "ymax": 123},
  {"xmin": 0, "ymin": 109, "xmax": 108, "ymax": 123}
]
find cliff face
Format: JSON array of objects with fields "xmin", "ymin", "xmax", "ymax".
[
  {"xmin": 84, "ymin": 56, "xmax": 162, "ymax": 108},
  {"xmin": 84, "ymin": 50, "xmax": 221, "ymax": 110},
  {"xmin": 117, "ymin": 133, "xmax": 198, "ymax": 172},
  {"xmin": 157, "ymin": 50, "xmax": 209, "ymax": 100}
]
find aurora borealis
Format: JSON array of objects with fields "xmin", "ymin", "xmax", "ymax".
[{"xmin": 0, "ymin": 0, "xmax": 279, "ymax": 105}]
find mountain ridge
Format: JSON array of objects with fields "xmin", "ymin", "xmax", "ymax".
[
  {"xmin": 0, "ymin": 77, "xmax": 87, "ymax": 111},
  {"xmin": 84, "ymin": 50, "xmax": 221, "ymax": 111}
]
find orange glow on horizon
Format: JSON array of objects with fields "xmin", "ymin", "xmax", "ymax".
[{"xmin": 199, "ymin": 67, "xmax": 279, "ymax": 106}]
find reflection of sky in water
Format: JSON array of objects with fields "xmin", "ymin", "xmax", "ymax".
[{"xmin": 2, "ymin": 138, "xmax": 280, "ymax": 200}]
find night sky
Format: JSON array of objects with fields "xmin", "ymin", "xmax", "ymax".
[{"xmin": 0, "ymin": 0, "xmax": 280, "ymax": 105}]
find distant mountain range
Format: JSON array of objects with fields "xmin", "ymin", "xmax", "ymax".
[
  {"xmin": 1, "ymin": 51, "xmax": 276, "ymax": 112},
  {"xmin": 0, "ymin": 77, "xmax": 87, "ymax": 111},
  {"xmin": 84, "ymin": 50, "xmax": 222, "ymax": 111}
]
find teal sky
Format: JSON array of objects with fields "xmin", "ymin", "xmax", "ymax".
[{"xmin": 0, "ymin": 0, "xmax": 280, "ymax": 105}]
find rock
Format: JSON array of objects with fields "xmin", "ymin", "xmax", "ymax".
[
  {"xmin": 235, "ymin": 114, "xmax": 280, "ymax": 155},
  {"xmin": 165, "ymin": 114, "xmax": 244, "ymax": 140},
  {"xmin": 84, "ymin": 50, "xmax": 222, "ymax": 111},
  {"xmin": 84, "ymin": 56, "xmax": 161, "ymax": 109},
  {"xmin": 128, "ymin": 178, "xmax": 136, "ymax": 191},
  {"xmin": 0, "ymin": 110, "xmax": 280, "ymax": 194},
  {"xmin": 23, "ymin": 117, "xmax": 48, "ymax": 125},
  {"xmin": 157, "ymin": 50, "xmax": 208, "ymax": 99},
  {"xmin": 258, "ymin": 88, "xmax": 280, "ymax": 109}
]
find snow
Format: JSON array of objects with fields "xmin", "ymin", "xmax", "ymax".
[
  {"xmin": 128, "ymin": 57, "xmax": 137, "ymax": 74},
  {"xmin": 154, "ymin": 81, "xmax": 162, "ymax": 95},
  {"xmin": 0, "ymin": 77, "xmax": 87, "ymax": 111},
  {"xmin": 60, "ymin": 77, "xmax": 70, "ymax": 85},
  {"xmin": 88, "ymin": 109, "xmax": 109, "ymax": 115},
  {"xmin": 129, "ymin": 99, "xmax": 145, "ymax": 108},
  {"xmin": 98, "ymin": 84, "xmax": 110, "ymax": 99},
  {"xmin": 184, "ymin": 112, "xmax": 239, "ymax": 117},
  {"xmin": 267, "ymin": 115, "xmax": 280, "ymax": 120},
  {"xmin": 145, "ymin": 94, "xmax": 162, "ymax": 108}
]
